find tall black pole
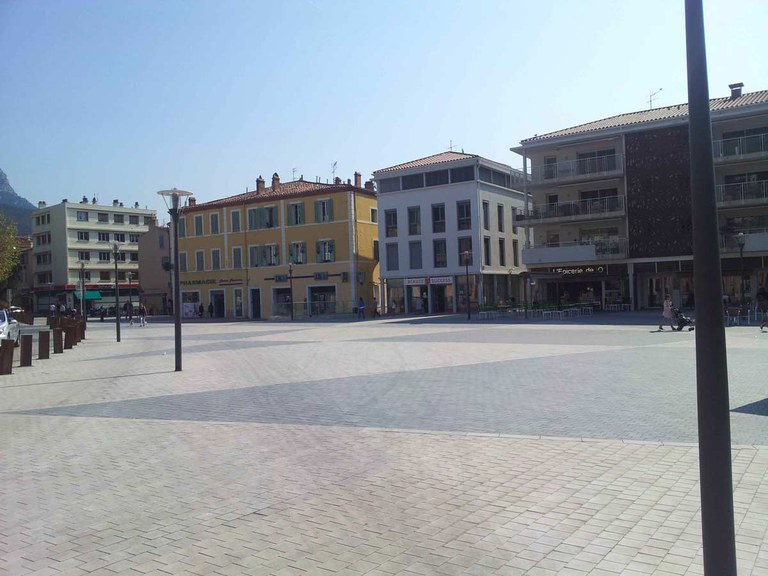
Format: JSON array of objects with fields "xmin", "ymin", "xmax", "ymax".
[
  {"xmin": 289, "ymin": 265, "xmax": 294, "ymax": 321},
  {"xmin": 739, "ymin": 244, "xmax": 745, "ymax": 304},
  {"xmin": 113, "ymin": 245, "xmax": 121, "ymax": 343},
  {"xmin": 684, "ymin": 1, "xmax": 737, "ymax": 573},
  {"xmin": 464, "ymin": 252, "xmax": 470, "ymax": 320},
  {"xmin": 170, "ymin": 194, "xmax": 183, "ymax": 371}
]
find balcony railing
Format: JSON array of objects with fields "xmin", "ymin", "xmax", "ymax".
[
  {"xmin": 720, "ymin": 229, "xmax": 768, "ymax": 252},
  {"xmin": 716, "ymin": 180, "xmax": 768, "ymax": 206},
  {"xmin": 713, "ymin": 133, "xmax": 768, "ymax": 160},
  {"xmin": 530, "ymin": 154, "xmax": 623, "ymax": 184},
  {"xmin": 522, "ymin": 238, "xmax": 628, "ymax": 265},
  {"xmin": 519, "ymin": 196, "xmax": 625, "ymax": 223}
]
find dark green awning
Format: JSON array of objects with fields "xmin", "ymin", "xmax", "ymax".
[{"xmin": 84, "ymin": 291, "xmax": 102, "ymax": 300}]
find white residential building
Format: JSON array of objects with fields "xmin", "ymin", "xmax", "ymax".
[
  {"xmin": 373, "ymin": 152, "xmax": 526, "ymax": 315},
  {"xmin": 30, "ymin": 196, "xmax": 156, "ymax": 313}
]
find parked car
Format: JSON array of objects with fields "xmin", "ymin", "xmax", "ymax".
[
  {"xmin": 9, "ymin": 306, "xmax": 24, "ymax": 314},
  {"xmin": 0, "ymin": 309, "xmax": 21, "ymax": 347}
]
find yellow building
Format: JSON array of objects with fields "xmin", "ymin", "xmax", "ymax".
[{"xmin": 177, "ymin": 172, "xmax": 379, "ymax": 319}]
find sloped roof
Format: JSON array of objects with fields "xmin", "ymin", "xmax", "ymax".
[
  {"xmin": 185, "ymin": 179, "xmax": 372, "ymax": 212},
  {"xmin": 374, "ymin": 151, "xmax": 478, "ymax": 174},
  {"xmin": 521, "ymin": 90, "xmax": 768, "ymax": 145}
]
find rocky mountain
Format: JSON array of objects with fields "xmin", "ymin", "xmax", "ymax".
[{"xmin": 0, "ymin": 169, "xmax": 35, "ymax": 235}]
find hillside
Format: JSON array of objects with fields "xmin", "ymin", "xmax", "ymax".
[{"xmin": 0, "ymin": 169, "xmax": 35, "ymax": 235}]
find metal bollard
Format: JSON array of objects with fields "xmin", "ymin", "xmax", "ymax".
[
  {"xmin": 19, "ymin": 334, "xmax": 33, "ymax": 367},
  {"xmin": 39, "ymin": 330, "xmax": 51, "ymax": 359},
  {"xmin": 53, "ymin": 328, "xmax": 63, "ymax": 354},
  {"xmin": 0, "ymin": 340, "xmax": 14, "ymax": 375}
]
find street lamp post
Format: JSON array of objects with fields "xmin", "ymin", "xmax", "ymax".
[
  {"xmin": 127, "ymin": 272, "xmax": 133, "ymax": 317},
  {"xmin": 462, "ymin": 250, "xmax": 471, "ymax": 320},
  {"xmin": 112, "ymin": 242, "xmax": 121, "ymax": 343},
  {"xmin": 79, "ymin": 261, "xmax": 86, "ymax": 317},
  {"xmin": 288, "ymin": 262, "xmax": 294, "ymax": 321},
  {"xmin": 158, "ymin": 188, "xmax": 192, "ymax": 372},
  {"xmin": 737, "ymin": 232, "xmax": 746, "ymax": 305}
]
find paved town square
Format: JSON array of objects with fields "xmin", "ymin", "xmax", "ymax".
[{"xmin": 2, "ymin": 315, "xmax": 767, "ymax": 575}]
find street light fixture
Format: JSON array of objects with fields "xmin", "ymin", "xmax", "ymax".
[
  {"xmin": 127, "ymin": 272, "xmax": 133, "ymax": 317},
  {"xmin": 288, "ymin": 262, "xmax": 294, "ymax": 321},
  {"xmin": 462, "ymin": 250, "xmax": 471, "ymax": 320},
  {"xmin": 736, "ymin": 232, "xmax": 746, "ymax": 305},
  {"xmin": 78, "ymin": 260, "xmax": 86, "ymax": 317},
  {"xmin": 112, "ymin": 241, "xmax": 121, "ymax": 343},
  {"xmin": 158, "ymin": 188, "xmax": 192, "ymax": 372}
]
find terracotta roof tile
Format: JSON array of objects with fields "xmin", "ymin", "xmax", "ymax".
[
  {"xmin": 521, "ymin": 89, "xmax": 768, "ymax": 144},
  {"xmin": 374, "ymin": 151, "xmax": 478, "ymax": 174},
  {"xmin": 186, "ymin": 180, "xmax": 372, "ymax": 212}
]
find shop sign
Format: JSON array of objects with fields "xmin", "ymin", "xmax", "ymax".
[
  {"xmin": 429, "ymin": 276, "xmax": 453, "ymax": 285},
  {"xmin": 180, "ymin": 279, "xmax": 216, "ymax": 286},
  {"xmin": 405, "ymin": 277, "xmax": 426, "ymax": 286},
  {"xmin": 552, "ymin": 265, "xmax": 606, "ymax": 277},
  {"xmin": 273, "ymin": 275, "xmax": 287, "ymax": 283},
  {"xmin": 219, "ymin": 278, "xmax": 244, "ymax": 286}
]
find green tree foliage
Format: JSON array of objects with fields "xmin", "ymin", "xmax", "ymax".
[{"xmin": 0, "ymin": 213, "xmax": 20, "ymax": 282}]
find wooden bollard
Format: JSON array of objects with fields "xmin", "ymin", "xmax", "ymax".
[
  {"xmin": 80, "ymin": 319, "xmax": 86, "ymax": 340},
  {"xmin": 19, "ymin": 334, "xmax": 33, "ymax": 367},
  {"xmin": 0, "ymin": 340, "xmax": 14, "ymax": 375},
  {"xmin": 53, "ymin": 328, "xmax": 63, "ymax": 354},
  {"xmin": 39, "ymin": 330, "xmax": 51, "ymax": 359},
  {"xmin": 64, "ymin": 326, "xmax": 74, "ymax": 349}
]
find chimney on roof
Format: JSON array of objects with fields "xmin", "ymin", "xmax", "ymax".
[
  {"xmin": 347, "ymin": 178, "xmax": 351, "ymax": 185},
  {"xmin": 92, "ymin": 197, "xmax": 97, "ymax": 204},
  {"xmin": 364, "ymin": 180, "xmax": 376, "ymax": 192},
  {"xmin": 81, "ymin": 196, "xmax": 88, "ymax": 204},
  {"xmin": 729, "ymin": 82, "xmax": 744, "ymax": 99},
  {"xmin": 38, "ymin": 201, "xmax": 46, "ymax": 208},
  {"xmin": 113, "ymin": 199, "xmax": 119, "ymax": 206},
  {"xmin": 188, "ymin": 197, "xmax": 196, "ymax": 207},
  {"xmin": 271, "ymin": 173, "xmax": 280, "ymax": 189},
  {"xmin": 134, "ymin": 202, "xmax": 139, "ymax": 208},
  {"xmin": 256, "ymin": 175, "xmax": 265, "ymax": 193},
  {"xmin": 62, "ymin": 198, "xmax": 68, "ymax": 204},
  {"xmin": 354, "ymin": 171, "xmax": 362, "ymax": 188},
  {"xmin": 334, "ymin": 176, "xmax": 342, "ymax": 185}
]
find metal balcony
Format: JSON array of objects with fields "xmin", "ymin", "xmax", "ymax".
[
  {"xmin": 523, "ymin": 238, "xmax": 628, "ymax": 265},
  {"xmin": 517, "ymin": 195, "xmax": 625, "ymax": 224},
  {"xmin": 720, "ymin": 230, "xmax": 768, "ymax": 253},
  {"xmin": 716, "ymin": 180, "xmax": 768, "ymax": 208},
  {"xmin": 713, "ymin": 133, "xmax": 768, "ymax": 162},
  {"xmin": 530, "ymin": 154, "xmax": 623, "ymax": 185}
]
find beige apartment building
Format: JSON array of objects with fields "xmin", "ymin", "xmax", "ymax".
[{"xmin": 512, "ymin": 83, "xmax": 768, "ymax": 311}]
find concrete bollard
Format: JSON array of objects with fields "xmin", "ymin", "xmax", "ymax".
[
  {"xmin": 19, "ymin": 334, "xmax": 33, "ymax": 367},
  {"xmin": 0, "ymin": 340, "xmax": 14, "ymax": 375},
  {"xmin": 39, "ymin": 330, "xmax": 51, "ymax": 359},
  {"xmin": 53, "ymin": 328, "xmax": 63, "ymax": 354}
]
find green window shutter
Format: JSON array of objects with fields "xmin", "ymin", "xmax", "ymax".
[
  {"xmin": 329, "ymin": 239, "xmax": 335, "ymax": 262},
  {"xmin": 315, "ymin": 241, "xmax": 321, "ymax": 263},
  {"xmin": 314, "ymin": 201, "xmax": 321, "ymax": 223},
  {"xmin": 327, "ymin": 199, "xmax": 334, "ymax": 222},
  {"xmin": 274, "ymin": 244, "xmax": 280, "ymax": 265},
  {"xmin": 298, "ymin": 203, "xmax": 305, "ymax": 224},
  {"xmin": 288, "ymin": 207, "xmax": 295, "ymax": 226}
]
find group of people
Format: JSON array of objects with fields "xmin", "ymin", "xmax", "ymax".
[
  {"xmin": 197, "ymin": 302, "xmax": 215, "ymax": 319},
  {"xmin": 49, "ymin": 303, "xmax": 80, "ymax": 318},
  {"xmin": 123, "ymin": 302, "xmax": 148, "ymax": 326},
  {"xmin": 356, "ymin": 297, "xmax": 381, "ymax": 320}
]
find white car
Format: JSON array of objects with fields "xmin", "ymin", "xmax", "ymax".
[{"xmin": 0, "ymin": 310, "xmax": 21, "ymax": 347}]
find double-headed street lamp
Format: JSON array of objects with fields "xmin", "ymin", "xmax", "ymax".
[
  {"xmin": 737, "ymin": 232, "xmax": 746, "ymax": 304},
  {"xmin": 112, "ymin": 241, "xmax": 121, "ymax": 343},
  {"xmin": 462, "ymin": 250, "xmax": 472, "ymax": 320},
  {"xmin": 158, "ymin": 188, "xmax": 192, "ymax": 372},
  {"xmin": 288, "ymin": 262, "xmax": 294, "ymax": 321}
]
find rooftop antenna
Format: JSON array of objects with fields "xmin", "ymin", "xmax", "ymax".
[
  {"xmin": 332, "ymin": 161, "xmax": 337, "ymax": 180},
  {"xmin": 292, "ymin": 167, "xmax": 298, "ymax": 181},
  {"xmin": 447, "ymin": 140, "xmax": 455, "ymax": 151},
  {"xmin": 649, "ymin": 88, "xmax": 663, "ymax": 109}
]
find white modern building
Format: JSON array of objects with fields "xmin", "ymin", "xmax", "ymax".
[
  {"xmin": 373, "ymin": 151, "xmax": 527, "ymax": 315},
  {"xmin": 30, "ymin": 196, "xmax": 156, "ymax": 313}
]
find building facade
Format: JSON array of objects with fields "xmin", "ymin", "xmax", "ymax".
[
  {"xmin": 177, "ymin": 173, "xmax": 379, "ymax": 319},
  {"xmin": 373, "ymin": 152, "xmax": 526, "ymax": 315},
  {"xmin": 137, "ymin": 220, "xmax": 171, "ymax": 315},
  {"xmin": 30, "ymin": 197, "xmax": 156, "ymax": 313},
  {"xmin": 512, "ymin": 84, "xmax": 768, "ymax": 310}
]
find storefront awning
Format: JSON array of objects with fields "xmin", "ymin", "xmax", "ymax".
[{"xmin": 84, "ymin": 291, "xmax": 102, "ymax": 300}]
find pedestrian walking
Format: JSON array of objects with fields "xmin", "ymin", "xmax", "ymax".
[
  {"xmin": 659, "ymin": 293, "xmax": 675, "ymax": 331},
  {"xmin": 372, "ymin": 297, "xmax": 380, "ymax": 318},
  {"xmin": 59, "ymin": 303, "xmax": 66, "ymax": 317},
  {"xmin": 208, "ymin": 302, "xmax": 214, "ymax": 318},
  {"xmin": 198, "ymin": 303, "xmax": 204, "ymax": 319},
  {"xmin": 49, "ymin": 303, "xmax": 56, "ymax": 317},
  {"xmin": 357, "ymin": 297, "xmax": 365, "ymax": 320},
  {"xmin": 138, "ymin": 304, "xmax": 147, "ymax": 327}
]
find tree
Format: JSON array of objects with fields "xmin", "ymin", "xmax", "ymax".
[{"xmin": 0, "ymin": 213, "xmax": 20, "ymax": 283}]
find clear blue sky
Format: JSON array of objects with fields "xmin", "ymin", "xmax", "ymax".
[{"xmin": 1, "ymin": 0, "xmax": 766, "ymax": 222}]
